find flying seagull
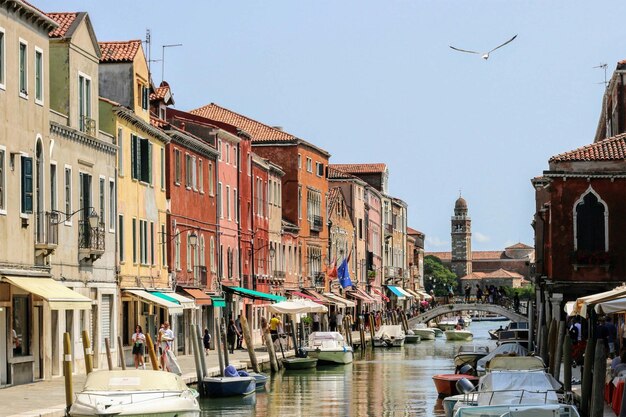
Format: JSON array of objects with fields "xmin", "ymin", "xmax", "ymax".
[{"xmin": 449, "ymin": 34, "xmax": 517, "ymax": 60}]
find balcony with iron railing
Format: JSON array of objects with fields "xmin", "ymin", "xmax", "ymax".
[
  {"xmin": 384, "ymin": 223, "xmax": 393, "ymax": 237},
  {"xmin": 78, "ymin": 220, "xmax": 105, "ymax": 261},
  {"xmin": 273, "ymin": 270, "xmax": 286, "ymax": 280},
  {"xmin": 313, "ymin": 272, "xmax": 325, "ymax": 288},
  {"xmin": 79, "ymin": 116, "xmax": 96, "ymax": 137},
  {"xmin": 35, "ymin": 212, "xmax": 58, "ymax": 257},
  {"xmin": 310, "ymin": 215, "xmax": 323, "ymax": 232}
]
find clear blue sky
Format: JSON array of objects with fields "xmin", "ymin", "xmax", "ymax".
[{"xmin": 36, "ymin": 0, "xmax": 626, "ymax": 251}]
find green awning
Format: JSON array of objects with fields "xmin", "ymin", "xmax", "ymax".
[
  {"xmin": 150, "ymin": 291, "xmax": 181, "ymax": 305},
  {"xmin": 223, "ymin": 286, "xmax": 286, "ymax": 302},
  {"xmin": 211, "ymin": 297, "xmax": 226, "ymax": 308}
]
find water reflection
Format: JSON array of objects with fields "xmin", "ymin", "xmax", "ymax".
[{"xmin": 199, "ymin": 321, "xmax": 501, "ymax": 416}]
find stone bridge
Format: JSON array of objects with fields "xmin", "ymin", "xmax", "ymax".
[{"xmin": 408, "ymin": 303, "xmax": 528, "ymax": 326}]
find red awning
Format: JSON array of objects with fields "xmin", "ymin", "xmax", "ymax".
[
  {"xmin": 290, "ymin": 290, "xmax": 325, "ymax": 304},
  {"xmin": 347, "ymin": 289, "xmax": 374, "ymax": 304},
  {"xmin": 303, "ymin": 289, "xmax": 332, "ymax": 304},
  {"xmin": 181, "ymin": 288, "xmax": 212, "ymax": 305},
  {"xmin": 372, "ymin": 288, "xmax": 390, "ymax": 302}
]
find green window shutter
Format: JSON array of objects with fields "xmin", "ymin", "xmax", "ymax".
[
  {"xmin": 130, "ymin": 134, "xmax": 137, "ymax": 180},
  {"xmin": 136, "ymin": 136, "xmax": 142, "ymax": 181},
  {"xmin": 21, "ymin": 156, "xmax": 33, "ymax": 213},
  {"xmin": 148, "ymin": 142, "xmax": 153, "ymax": 184}
]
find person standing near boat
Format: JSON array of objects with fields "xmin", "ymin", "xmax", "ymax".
[
  {"xmin": 132, "ymin": 325, "xmax": 146, "ymax": 369},
  {"xmin": 336, "ymin": 311, "xmax": 344, "ymax": 335},
  {"xmin": 312, "ymin": 312, "xmax": 320, "ymax": 332},
  {"xmin": 227, "ymin": 319, "xmax": 239, "ymax": 354},
  {"xmin": 159, "ymin": 322, "xmax": 174, "ymax": 371},
  {"xmin": 203, "ymin": 328, "xmax": 211, "ymax": 355}
]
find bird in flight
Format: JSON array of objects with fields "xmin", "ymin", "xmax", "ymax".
[{"xmin": 449, "ymin": 35, "xmax": 517, "ymax": 60}]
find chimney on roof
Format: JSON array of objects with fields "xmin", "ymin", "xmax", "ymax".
[{"xmin": 272, "ymin": 126, "xmax": 283, "ymax": 131}]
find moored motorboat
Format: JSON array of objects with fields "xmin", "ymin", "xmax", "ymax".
[
  {"xmin": 405, "ymin": 332, "xmax": 421, "ymax": 343},
  {"xmin": 432, "ymin": 373, "xmax": 479, "ymax": 397},
  {"xmin": 240, "ymin": 371, "xmax": 269, "ymax": 390},
  {"xmin": 476, "ymin": 342, "xmax": 528, "ymax": 375},
  {"xmin": 282, "ymin": 357, "xmax": 318, "ymax": 369},
  {"xmin": 454, "ymin": 345, "xmax": 489, "ymax": 369},
  {"xmin": 68, "ymin": 369, "xmax": 200, "ymax": 417},
  {"xmin": 304, "ymin": 331, "xmax": 353, "ymax": 364},
  {"xmin": 411, "ymin": 323, "xmax": 436, "ymax": 340},
  {"xmin": 445, "ymin": 329, "xmax": 473, "ymax": 342},
  {"xmin": 433, "ymin": 327, "xmax": 444, "ymax": 337},
  {"xmin": 373, "ymin": 325, "xmax": 406, "ymax": 347}
]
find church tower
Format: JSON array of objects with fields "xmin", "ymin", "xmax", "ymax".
[{"xmin": 451, "ymin": 196, "xmax": 472, "ymax": 277}]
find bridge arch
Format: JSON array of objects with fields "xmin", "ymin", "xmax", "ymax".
[{"xmin": 407, "ymin": 303, "xmax": 528, "ymax": 327}]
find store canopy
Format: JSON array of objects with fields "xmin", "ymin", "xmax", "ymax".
[
  {"xmin": 154, "ymin": 291, "xmax": 196, "ymax": 309},
  {"xmin": 211, "ymin": 296, "xmax": 226, "ymax": 308},
  {"xmin": 223, "ymin": 286, "xmax": 286, "ymax": 302},
  {"xmin": 2, "ymin": 276, "xmax": 92, "ymax": 310},
  {"xmin": 372, "ymin": 288, "xmax": 390, "ymax": 302},
  {"xmin": 268, "ymin": 299, "xmax": 328, "ymax": 315},
  {"xmin": 595, "ymin": 297, "xmax": 626, "ymax": 315},
  {"xmin": 303, "ymin": 289, "xmax": 331, "ymax": 304},
  {"xmin": 415, "ymin": 290, "xmax": 433, "ymax": 300},
  {"xmin": 404, "ymin": 289, "xmax": 421, "ymax": 299},
  {"xmin": 181, "ymin": 288, "xmax": 212, "ymax": 306},
  {"xmin": 571, "ymin": 286, "xmax": 626, "ymax": 318},
  {"xmin": 346, "ymin": 288, "xmax": 375, "ymax": 304},
  {"xmin": 386, "ymin": 285, "xmax": 406, "ymax": 300},
  {"xmin": 323, "ymin": 292, "xmax": 356, "ymax": 308},
  {"xmin": 289, "ymin": 290, "xmax": 325, "ymax": 304},
  {"xmin": 124, "ymin": 289, "xmax": 183, "ymax": 314}
]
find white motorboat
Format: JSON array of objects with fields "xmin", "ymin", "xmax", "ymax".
[
  {"xmin": 411, "ymin": 323, "xmax": 436, "ymax": 340},
  {"xmin": 373, "ymin": 325, "xmax": 405, "ymax": 347},
  {"xmin": 454, "ymin": 345, "xmax": 489, "ymax": 368},
  {"xmin": 304, "ymin": 331, "xmax": 354, "ymax": 364},
  {"xmin": 445, "ymin": 329, "xmax": 473, "ymax": 342},
  {"xmin": 69, "ymin": 369, "xmax": 200, "ymax": 417},
  {"xmin": 476, "ymin": 342, "xmax": 528, "ymax": 375}
]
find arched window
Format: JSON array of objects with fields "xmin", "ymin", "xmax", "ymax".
[
  {"xmin": 574, "ymin": 188, "xmax": 608, "ymax": 252},
  {"xmin": 174, "ymin": 229, "xmax": 181, "ymax": 270},
  {"xmin": 209, "ymin": 237, "xmax": 215, "ymax": 273}
]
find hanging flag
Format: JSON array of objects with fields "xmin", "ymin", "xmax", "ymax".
[
  {"xmin": 337, "ymin": 251, "xmax": 353, "ymax": 289},
  {"xmin": 327, "ymin": 257, "xmax": 338, "ymax": 278}
]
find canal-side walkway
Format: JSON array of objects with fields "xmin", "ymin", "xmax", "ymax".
[{"xmin": 1, "ymin": 347, "xmax": 291, "ymax": 417}]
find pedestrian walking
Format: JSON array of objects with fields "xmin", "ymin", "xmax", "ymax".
[
  {"xmin": 203, "ymin": 328, "xmax": 211, "ymax": 355},
  {"xmin": 235, "ymin": 315, "xmax": 243, "ymax": 349},
  {"xmin": 131, "ymin": 325, "xmax": 146, "ymax": 369},
  {"xmin": 227, "ymin": 318, "xmax": 239, "ymax": 354},
  {"xmin": 313, "ymin": 312, "xmax": 320, "ymax": 332}
]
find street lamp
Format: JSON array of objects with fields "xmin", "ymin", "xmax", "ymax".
[
  {"xmin": 188, "ymin": 231, "xmax": 198, "ymax": 247},
  {"xmin": 50, "ymin": 207, "xmax": 100, "ymax": 226}
]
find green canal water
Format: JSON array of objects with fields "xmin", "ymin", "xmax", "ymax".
[{"xmin": 199, "ymin": 321, "xmax": 502, "ymax": 416}]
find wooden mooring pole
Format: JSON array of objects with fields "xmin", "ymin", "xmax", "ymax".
[
  {"xmin": 241, "ymin": 314, "xmax": 260, "ymax": 373},
  {"xmin": 63, "ymin": 332, "xmax": 73, "ymax": 412},
  {"xmin": 117, "ymin": 336, "xmax": 126, "ymax": 370},
  {"xmin": 146, "ymin": 333, "xmax": 159, "ymax": 370},
  {"xmin": 81, "ymin": 330, "xmax": 93, "ymax": 374},
  {"xmin": 104, "ymin": 337, "xmax": 113, "ymax": 370}
]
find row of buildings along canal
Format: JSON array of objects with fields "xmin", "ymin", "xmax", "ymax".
[{"xmin": 0, "ymin": 1, "xmax": 426, "ymax": 386}]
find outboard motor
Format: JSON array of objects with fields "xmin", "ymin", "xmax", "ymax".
[
  {"xmin": 456, "ymin": 377, "xmax": 476, "ymax": 395},
  {"xmin": 458, "ymin": 363, "xmax": 475, "ymax": 376}
]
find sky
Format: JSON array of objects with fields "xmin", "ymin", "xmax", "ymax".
[{"xmin": 35, "ymin": 0, "xmax": 626, "ymax": 252}]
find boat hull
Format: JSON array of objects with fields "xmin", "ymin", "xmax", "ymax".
[
  {"xmin": 411, "ymin": 329, "xmax": 436, "ymax": 340},
  {"xmin": 432, "ymin": 374, "xmax": 478, "ymax": 397},
  {"xmin": 249, "ymin": 372, "xmax": 269, "ymax": 390},
  {"xmin": 405, "ymin": 334, "xmax": 421, "ymax": 343},
  {"xmin": 373, "ymin": 337, "xmax": 405, "ymax": 347},
  {"xmin": 282, "ymin": 357, "xmax": 318, "ymax": 369},
  {"xmin": 454, "ymin": 353, "xmax": 487, "ymax": 368},
  {"xmin": 306, "ymin": 349, "xmax": 353, "ymax": 364},
  {"xmin": 202, "ymin": 376, "xmax": 256, "ymax": 397},
  {"xmin": 69, "ymin": 393, "xmax": 199, "ymax": 417},
  {"xmin": 444, "ymin": 330, "xmax": 473, "ymax": 341}
]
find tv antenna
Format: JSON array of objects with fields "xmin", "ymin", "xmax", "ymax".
[
  {"xmin": 594, "ymin": 63, "xmax": 608, "ymax": 87},
  {"xmin": 161, "ymin": 43, "xmax": 183, "ymax": 83}
]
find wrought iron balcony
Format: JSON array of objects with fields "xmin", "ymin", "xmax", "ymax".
[
  {"xmin": 35, "ymin": 212, "xmax": 58, "ymax": 257},
  {"xmin": 314, "ymin": 272, "xmax": 325, "ymax": 288},
  {"xmin": 273, "ymin": 270, "xmax": 286, "ymax": 280},
  {"xmin": 80, "ymin": 116, "xmax": 96, "ymax": 137},
  {"xmin": 384, "ymin": 223, "xmax": 393, "ymax": 237},
  {"xmin": 310, "ymin": 215, "xmax": 323, "ymax": 232},
  {"xmin": 78, "ymin": 220, "xmax": 105, "ymax": 261},
  {"xmin": 384, "ymin": 266, "xmax": 398, "ymax": 278}
]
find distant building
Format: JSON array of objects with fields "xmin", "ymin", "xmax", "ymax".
[
  {"xmin": 427, "ymin": 197, "xmax": 535, "ymax": 281},
  {"xmin": 460, "ymin": 269, "xmax": 529, "ymax": 289}
]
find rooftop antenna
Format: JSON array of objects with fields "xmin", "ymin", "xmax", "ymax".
[
  {"xmin": 593, "ymin": 63, "xmax": 608, "ymax": 88},
  {"xmin": 162, "ymin": 43, "xmax": 183, "ymax": 83}
]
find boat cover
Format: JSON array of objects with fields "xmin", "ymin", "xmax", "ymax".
[
  {"xmin": 225, "ymin": 365, "xmax": 239, "ymax": 377},
  {"xmin": 309, "ymin": 331, "xmax": 345, "ymax": 343},
  {"xmin": 477, "ymin": 371, "xmax": 560, "ymax": 406},
  {"xmin": 455, "ymin": 404, "xmax": 569, "ymax": 417},
  {"xmin": 476, "ymin": 343, "xmax": 528, "ymax": 372},
  {"xmin": 488, "ymin": 356, "xmax": 545, "ymax": 371},
  {"xmin": 375, "ymin": 325, "xmax": 404, "ymax": 339},
  {"xmin": 82, "ymin": 370, "xmax": 188, "ymax": 392}
]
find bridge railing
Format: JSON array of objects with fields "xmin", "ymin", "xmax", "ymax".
[{"xmin": 429, "ymin": 296, "xmax": 528, "ymax": 317}]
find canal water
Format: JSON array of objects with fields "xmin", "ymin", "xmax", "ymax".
[{"xmin": 199, "ymin": 320, "xmax": 504, "ymax": 416}]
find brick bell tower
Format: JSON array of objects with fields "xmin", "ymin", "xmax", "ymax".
[{"xmin": 451, "ymin": 196, "xmax": 472, "ymax": 277}]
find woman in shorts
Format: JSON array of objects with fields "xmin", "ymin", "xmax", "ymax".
[{"xmin": 132, "ymin": 325, "xmax": 146, "ymax": 369}]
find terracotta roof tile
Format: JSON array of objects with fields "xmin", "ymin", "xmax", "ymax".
[
  {"xmin": 47, "ymin": 12, "xmax": 78, "ymax": 38},
  {"xmin": 425, "ymin": 251, "xmax": 505, "ymax": 261},
  {"xmin": 327, "ymin": 166, "xmax": 360, "ymax": 180},
  {"xmin": 550, "ymin": 134, "xmax": 626, "ymax": 162},
  {"xmin": 150, "ymin": 115, "xmax": 168, "ymax": 129},
  {"xmin": 506, "ymin": 242, "xmax": 533, "ymax": 250},
  {"xmin": 98, "ymin": 40, "xmax": 142, "ymax": 63},
  {"xmin": 151, "ymin": 86, "xmax": 168, "ymax": 101},
  {"xmin": 190, "ymin": 103, "xmax": 295, "ymax": 142},
  {"xmin": 329, "ymin": 163, "xmax": 387, "ymax": 174},
  {"xmin": 407, "ymin": 227, "xmax": 424, "ymax": 236}
]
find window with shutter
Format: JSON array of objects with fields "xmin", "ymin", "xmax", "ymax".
[
  {"xmin": 131, "ymin": 134, "xmax": 137, "ymax": 180},
  {"xmin": 21, "ymin": 156, "xmax": 33, "ymax": 213}
]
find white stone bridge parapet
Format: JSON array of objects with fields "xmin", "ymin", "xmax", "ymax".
[{"xmin": 408, "ymin": 303, "xmax": 528, "ymax": 326}]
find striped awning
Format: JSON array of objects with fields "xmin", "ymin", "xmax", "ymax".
[
  {"xmin": 289, "ymin": 290, "xmax": 325, "ymax": 304},
  {"xmin": 124, "ymin": 289, "xmax": 183, "ymax": 314},
  {"xmin": 323, "ymin": 292, "xmax": 356, "ymax": 308},
  {"xmin": 347, "ymin": 288, "xmax": 376, "ymax": 304},
  {"xmin": 223, "ymin": 286, "xmax": 286, "ymax": 302},
  {"xmin": 372, "ymin": 288, "xmax": 390, "ymax": 302}
]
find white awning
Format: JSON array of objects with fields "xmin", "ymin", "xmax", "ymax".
[
  {"xmin": 2, "ymin": 276, "xmax": 92, "ymax": 310},
  {"xmin": 163, "ymin": 292, "xmax": 196, "ymax": 310},
  {"xmin": 323, "ymin": 292, "xmax": 356, "ymax": 308},
  {"xmin": 416, "ymin": 290, "xmax": 433, "ymax": 300},
  {"xmin": 124, "ymin": 289, "xmax": 183, "ymax": 314},
  {"xmin": 572, "ymin": 286, "xmax": 626, "ymax": 318}
]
